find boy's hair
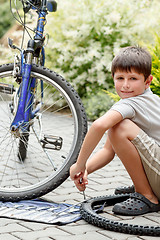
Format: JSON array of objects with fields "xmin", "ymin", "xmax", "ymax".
[{"xmin": 111, "ymin": 46, "xmax": 152, "ymax": 80}]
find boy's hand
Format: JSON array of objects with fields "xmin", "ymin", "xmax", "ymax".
[
  {"xmin": 74, "ymin": 170, "xmax": 88, "ymax": 191},
  {"xmin": 70, "ymin": 163, "xmax": 88, "ymax": 191}
]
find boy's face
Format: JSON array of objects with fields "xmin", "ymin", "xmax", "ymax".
[{"xmin": 113, "ymin": 69, "xmax": 152, "ymax": 99}]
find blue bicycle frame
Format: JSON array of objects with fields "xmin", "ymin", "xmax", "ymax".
[{"xmin": 10, "ymin": 7, "xmax": 47, "ymax": 132}]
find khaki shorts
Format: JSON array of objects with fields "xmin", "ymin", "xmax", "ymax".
[{"xmin": 131, "ymin": 129, "xmax": 160, "ymax": 199}]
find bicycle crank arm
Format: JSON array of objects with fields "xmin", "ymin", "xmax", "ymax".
[{"xmin": 41, "ymin": 135, "xmax": 63, "ymax": 150}]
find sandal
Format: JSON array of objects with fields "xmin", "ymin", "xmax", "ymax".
[
  {"xmin": 112, "ymin": 192, "xmax": 160, "ymax": 216},
  {"xmin": 114, "ymin": 185, "xmax": 135, "ymax": 195}
]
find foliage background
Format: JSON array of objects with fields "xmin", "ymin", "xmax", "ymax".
[
  {"xmin": 0, "ymin": 0, "xmax": 14, "ymax": 38},
  {"xmin": 45, "ymin": 0, "xmax": 160, "ymax": 96},
  {"xmin": 1, "ymin": 0, "xmax": 160, "ymax": 120},
  {"xmin": 45, "ymin": 0, "xmax": 160, "ymax": 119}
]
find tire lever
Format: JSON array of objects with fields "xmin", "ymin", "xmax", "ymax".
[
  {"xmin": 82, "ymin": 190, "xmax": 86, "ymax": 200},
  {"xmin": 80, "ymin": 178, "xmax": 86, "ymax": 200}
]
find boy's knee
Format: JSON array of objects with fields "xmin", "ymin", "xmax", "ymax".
[
  {"xmin": 108, "ymin": 119, "xmax": 140, "ymax": 140},
  {"xmin": 109, "ymin": 119, "xmax": 131, "ymax": 134}
]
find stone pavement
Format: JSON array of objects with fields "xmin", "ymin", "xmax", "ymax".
[{"xmin": 0, "ymin": 127, "xmax": 159, "ymax": 240}]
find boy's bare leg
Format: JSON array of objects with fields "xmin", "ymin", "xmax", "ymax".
[{"xmin": 108, "ymin": 119, "xmax": 159, "ymax": 204}]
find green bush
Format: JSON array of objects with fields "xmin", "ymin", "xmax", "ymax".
[
  {"xmin": 148, "ymin": 35, "xmax": 160, "ymax": 97},
  {"xmin": 0, "ymin": 2, "xmax": 13, "ymax": 38},
  {"xmin": 82, "ymin": 91, "xmax": 114, "ymax": 121},
  {"xmin": 46, "ymin": 0, "xmax": 160, "ymax": 98}
]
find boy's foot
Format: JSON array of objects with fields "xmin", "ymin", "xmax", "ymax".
[
  {"xmin": 112, "ymin": 192, "xmax": 160, "ymax": 216},
  {"xmin": 114, "ymin": 185, "xmax": 135, "ymax": 195}
]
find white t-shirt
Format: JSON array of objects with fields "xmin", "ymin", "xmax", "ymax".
[{"xmin": 111, "ymin": 88, "xmax": 160, "ymax": 145}]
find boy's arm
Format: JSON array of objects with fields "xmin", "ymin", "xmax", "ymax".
[
  {"xmin": 70, "ymin": 110, "xmax": 123, "ymax": 188},
  {"xmin": 86, "ymin": 135, "xmax": 115, "ymax": 174}
]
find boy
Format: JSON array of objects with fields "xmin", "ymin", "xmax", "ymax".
[{"xmin": 70, "ymin": 46, "xmax": 160, "ymax": 216}]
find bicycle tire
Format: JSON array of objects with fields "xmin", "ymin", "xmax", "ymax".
[
  {"xmin": 80, "ymin": 194, "xmax": 160, "ymax": 236},
  {"xmin": 0, "ymin": 63, "xmax": 87, "ymax": 201},
  {"xmin": 18, "ymin": 131, "xmax": 29, "ymax": 161}
]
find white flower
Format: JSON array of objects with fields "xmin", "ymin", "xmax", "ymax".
[
  {"xmin": 97, "ymin": 71, "xmax": 106, "ymax": 85},
  {"xmin": 109, "ymin": 11, "xmax": 121, "ymax": 24},
  {"xmin": 101, "ymin": 26, "xmax": 113, "ymax": 35},
  {"xmin": 87, "ymin": 49, "xmax": 101, "ymax": 60}
]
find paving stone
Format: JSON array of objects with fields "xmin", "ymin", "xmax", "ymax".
[
  {"xmin": 126, "ymin": 238, "xmax": 143, "ymax": 240},
  {"xmin": 53, "ymin": 231, "xmax": 111, "ymax": 240},
  {"xmin": 37, "ymin": 238, "xmax": 53, "ymax": 240},
  {"xmin": 98, "ymin": 230, "xmax": 138, "ymax": 240},
  {"xmin": 122, "ymin": 216, "xmax": 160, "ymax": 226},
  {"xmin": 13, "ymin": 227, "xmax": 71, "ymax": 239},
  {"xmin": 138, "ymin": 236, "xmax": 160, "ymax": 240},
  {"xmin": 54, "ymin": 187, "xmax": 80, "ymax": 195},
  {"xmin": 0, "ymin": 218, "xmax": 20, "ymax": 226},
  {"xmin": 41, "ymin": 192, "xmax": 83, "ymax": 203},
  {"xmin": 0, "ymin": 234, "xmax": 21, "ymax": 240},
  {"xmin": 18, "ymin": 221, "xmax": 48, "ymax": 231},
  {"xmin": 0, "ymin": 223, "xmax": 30, "ymax": 234},
  {"xmin": 144, "ymin": 213, "xmax": 160, "ymax": 224},
  {"xmin": 58, "ymin": 224, "xmax": 101, "ymax": 234}
]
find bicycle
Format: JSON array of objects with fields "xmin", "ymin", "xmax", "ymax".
[{"xmin": 0, "ymin": 0, "xmax": 87, "ymax": 202}]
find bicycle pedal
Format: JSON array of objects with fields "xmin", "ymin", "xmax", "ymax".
[
  {"xmin": 0, "ymin": 83, "xmax": 15, "ymax": 94},
  {"xmin": 41, "ymin": 135, "xmax": 63, "ymax": 150}
]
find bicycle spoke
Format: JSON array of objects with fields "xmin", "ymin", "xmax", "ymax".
[
  {"xmin": 31, "ymin": 125, "xmax": 57, "ymax": 170},
  {"xmin": 10, "ymin": 137, "xmax": 21, "ymax": 188},
  {"xmin": 0, "ymin": 135, "xmax": 16, "ymax": 185}
]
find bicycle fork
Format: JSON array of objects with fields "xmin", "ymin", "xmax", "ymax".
[
  {"xmin": 10, "ymin": 8, "xmax": 47, "ymax": 135},
  {"xmin": 10, "ymin": 40, "xmax": 36, "ymax": 135},
  {"xmin": 10, "ymin": 40, "xmax": 63, "ymax": 152}
]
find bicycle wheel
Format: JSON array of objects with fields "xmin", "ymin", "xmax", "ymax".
[
  {"xmin": 80, "ymin": 194, "xmax": 160, "ymax": 236},
  {"xmin": 0, "ymin": 63, "xmax": 87, "ymax": 201}
]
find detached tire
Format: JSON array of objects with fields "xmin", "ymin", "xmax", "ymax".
[{"xmin": 80, "ymin": 194, "xmax": 160, "ymax": 236}]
